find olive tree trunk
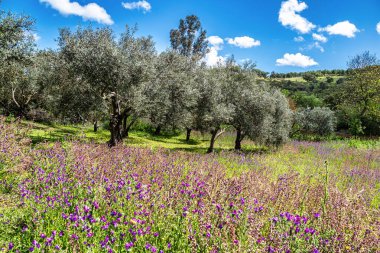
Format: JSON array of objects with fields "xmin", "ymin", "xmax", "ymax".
[
  {"xmin": 108, "ymin": 94, "xmax": 123, "ymax": 147},
  {"xmin": 207, "ymin": 129, "xmax": 218, "ymax": 153},
  {"xmin": 234, "ymin": 128, "xmax": 245, "ymax": 150},
  {"xmin": 154, "ymin": 126, "xmax": 162, "ymax": 136},
  {"xmin": 186, "ymin": 128, "xmax": 192, "ymax": 142}
]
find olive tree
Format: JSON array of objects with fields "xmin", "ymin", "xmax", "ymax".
[
  {"xmin": 293, "ymin": 107, "xmax": 337, "ymax": 136},
  {"xmin": 266, "ymin": 89, "xmax": 293, "ymax": 147},
  {"xmin": 58, "ymin": 26, "xmax": 155, "ymax": 146},
  {"xmin": 147, "ymin": 51, "xmax": 197, "ymax": 135},
  {"xmin": 193, "ymin": 65, "xmax": 234, "ymax": 153},
  {"xmin": 0, "ymin": 5, "xmax": 36, "ymax": 116},
  {"xmin": 223, "ymin": 60, "xmax": 292, "ymax": 150}
]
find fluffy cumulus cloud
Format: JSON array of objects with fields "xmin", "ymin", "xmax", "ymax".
[
  {"xmin": 377, "ymin": 22, "xmax": 380, "ymax": 34},
  {"xmin": 39, "ymin": 0, "xmax": 113, "ymax": 25},
  {"xmin": 207, "ymin": 36, "xmax": 224, "ymax": 49},
  {"xmin": 204, "ymin": 47, "xmax": 226, "ymax": 66},
  {"xmin": 312, "ymin": 33, "xmax": 327, "ymax": 43},
  {"xmin": 294, "ymin": 36, "xmax": 305, "ymax": 42},
  {"xmin": 203, "ymin": 35, "xmax": 227, "ymax": 66},
  {"xmin": 122, "ymin": 1, "xmax": 151, "ymax": 12},
  {"xmin": 226, "ymin": 36, "xmax": 261, "ymax": 48},
  {"xmin": 276, "ymin": 53, "xmax": 318, "ymax": 67},
  {"xmin": 320, "ymin": 21, "xmax": 359, "ymax": 38},
  {"xmin": 278, "ymin": 0, "xmax": 315, "ymax": 34}
]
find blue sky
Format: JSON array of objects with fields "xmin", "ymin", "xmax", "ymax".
[{"xmin": 2, "ymin": 0, "xmax": 380, "ymax": 72}]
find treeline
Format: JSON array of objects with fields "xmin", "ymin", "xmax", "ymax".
[
  {"xmin": 269, "ymin": 52, "xmax": 380, "ymax": 136},
  {"xmin": 269, "ymin": 69, "xmax": 347, "ymax": 79}
]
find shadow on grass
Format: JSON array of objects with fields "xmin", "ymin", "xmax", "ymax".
[
  {"xmin": 170, "ymin": 146, "xmax": 270, "ymax": 155},
  {"xmin": 25, "ymin": 121, "xmax": 271, "ymax": 155},
  {"xmin": 132, "ymin": 131, "xmax": 196, "ymax": 145}
]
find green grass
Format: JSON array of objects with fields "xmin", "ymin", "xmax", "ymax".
[
  {"xmin": 21, "ymin": 120, "xmax": 379, "ymax": 154},
  {"xmin": 21, "ymin": 120, "xmax": 267, "ymax": 153}
]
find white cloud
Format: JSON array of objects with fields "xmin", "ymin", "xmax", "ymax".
[
  {"xmin": 122, "ymin": 1, "xmax": 151, "ymax": 12},
  {"xmin": 313, "ymin": 42, "xmax": 324, "ymax": 52},
  {"xmin": 304, "ymin": 42, "xmax": 324, "ymax": 52},
  {"xmin": 226, "ymin": 36, "xmax": 261, "ymax": 48},
  {"xmin": 312, "ymin": 33, "xmax": 327, "ymax": 43},
  {"xmin": 320, "ymin": 21, "xmax": 359, "ymax": 38},
  {"xmin": 294, "ymin": 36, "xmax": 305, "ymax": 42},
  {"xmin": 207, "ymin": 36, "xmax": 224, "ymax": 50},
  {"xmin": 279, "ymin": 0, "xmax": 316, "ymax": 34},
  {"xmin": 39, "ymin": 0, "xmax": 113, "ymax": 25},
  {"xmin": 276, "ymin": 53, "xmax": 318, "ymax": 67},
  {"xmin": 204, "ymin": 47, "xmax": 226, "ymax": 66},
  {"xmin": 25, "ymin": 31, "xmax": 41, "ymax": 42},
  {"xmin": 377, "ymin": 22, "xmax": 380, "ymax": 34},
  {"xmin": 32, "ymin": 33, "xmax": 41, "ymax": 42}
]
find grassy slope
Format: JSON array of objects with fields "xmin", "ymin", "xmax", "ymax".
[{"xmin": 271, "ymin": 76, "xmax": 344, "ymax": 83}]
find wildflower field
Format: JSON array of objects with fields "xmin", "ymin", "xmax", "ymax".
[{"xmin": 1, "ymin": 118, "xmax": 379, "ymax": 252}]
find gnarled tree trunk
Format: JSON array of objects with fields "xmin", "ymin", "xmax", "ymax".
[
  {"xmin": 186, "ymin": 128, "xmax": 192, "ymax": 142},
  {"xmin": 234, "ymin": 128, "xmax": 245, "ymax": 150},
  {"xmin": 207, "ymin": 129, "xmax": 218, "ymax": 153},
  {"xmin": 122, "ymin": 113, "xmax": 137, "ymax": 138},
  {"xmin": 108, "ymin": 94, "xmax": 123, "ymax": 147},
  {"xmin": 154, "ymin": 126, "xmax": 161, "ymax": 136},
  {"xmin": 207, "ymin": 128, "xmax": 225, "ymax": 153}
]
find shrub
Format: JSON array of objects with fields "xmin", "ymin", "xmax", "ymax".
[{"xmin": 294, "ymin": 107, "xmax": 337, "ymax": 136}]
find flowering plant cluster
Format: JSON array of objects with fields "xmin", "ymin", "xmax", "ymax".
[{"xmin": 1, "ymin": 118, "xmax": 379, "ymax": 252}]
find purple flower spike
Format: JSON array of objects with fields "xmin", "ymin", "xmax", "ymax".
[
  {"xmin": 71, "ymin": 234, "xmax": 79, "ymax": 240},
  {"xmin": 125, "ymin": 242, "xmax": 134, "ymax": 250},
  {"xmin": 93, "ymin": 201, "xmax": 99, "ymax": 209}
]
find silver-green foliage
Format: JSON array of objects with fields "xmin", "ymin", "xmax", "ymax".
[
  {"xmin": 294, "ymin": 107, "xmax": 337, "ymax": 136},
  {"xmin": 0, "ymin": 5, "xmax": 36, "ymax": 116},
  {"xmin": 147, "ymin": 51, "xmax": 197, "ymax": 131},
  {"xmin": 223, "ymin": 60, "xmax": 292, "ymax": 148},
  {"xmin": 58, "ymin": 26, "xmax": 155, "ymax": 145}
]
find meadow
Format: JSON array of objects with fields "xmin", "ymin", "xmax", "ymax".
[{"xmin": 0, "ymin": 117, "xmax": 379, "ymax": 252}]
